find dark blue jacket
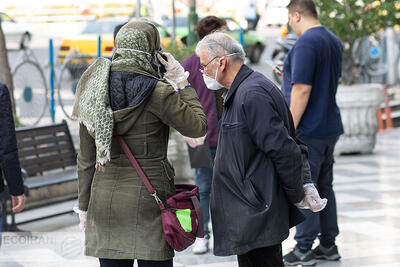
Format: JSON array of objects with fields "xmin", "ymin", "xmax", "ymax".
[
  {"xmin": 0, "ymin": 82, "xmax": 24, "ymax": 196},
  {"xmin": 210, "ymin": 65, "xmax": 307, "ymax": 256}
]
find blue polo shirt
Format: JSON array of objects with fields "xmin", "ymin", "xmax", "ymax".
[{"xmin": 282, "ymin": 26, "xmax": 344, "ymax": 138}]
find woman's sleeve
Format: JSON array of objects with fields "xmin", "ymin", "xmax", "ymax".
[
  {"xmin": 77, "ymin": 123, "xmax": 96, "ymax": 211},
  {"xmin": 148, "ymin": 83, "xmax": 207, "ymax": 138}
]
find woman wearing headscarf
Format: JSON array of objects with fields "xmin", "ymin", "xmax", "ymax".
[{"xmin": 72, "ymin": 20, "xmax": 207, "ymax": 267}]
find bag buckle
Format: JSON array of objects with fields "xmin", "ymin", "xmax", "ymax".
[
  {"xmin": 151, "ymin": 192, "xmax": 162, "ymax": 203},
  {"xmin": 151, "ymin": 191, "xmax": 165, "ymax": 210}
]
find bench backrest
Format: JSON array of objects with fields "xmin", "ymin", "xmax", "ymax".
[{"xmin": 15, "ymin": 121, "xmax": 77, "ymax": 176}]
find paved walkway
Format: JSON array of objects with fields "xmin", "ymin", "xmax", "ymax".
[{"xmin": 1, "ymin": 128, "xmax": 400, "ymax": 266}]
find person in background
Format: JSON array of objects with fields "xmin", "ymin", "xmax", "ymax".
[
  {"xmin": 0, "ymin": 82, "xmax": 26, "ymax": 236},
  {"xmin": 245, "ymin": 0, "xmax": 260, "ymax": 30},
  {"xmin": 181, "ymin": 16, "xmax": 227, "ymax": 255},
  {"xmin": 278, "ymin": 0, "xmax": 344, "ymax": 265}
]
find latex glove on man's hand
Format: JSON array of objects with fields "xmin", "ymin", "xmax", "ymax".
[
  {"xmin": 73, "ymin": 207, "xmax": 87, "ymax": 232},
  {"xmin": 295, "ymin": 183, "xmax": 327, "ymax": 212},
  {"xmin": 157, "ymin": 52, "xmax": 189, "ymax": 89}
]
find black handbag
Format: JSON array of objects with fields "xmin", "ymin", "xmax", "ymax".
[{"xmin": 186, "ymin": 137, "xmax": 213, "ymax": 169}]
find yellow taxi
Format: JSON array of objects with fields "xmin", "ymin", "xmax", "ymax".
[{"xmin": 58, "ymin": 18, "xmax": 181, "ymax": 78}]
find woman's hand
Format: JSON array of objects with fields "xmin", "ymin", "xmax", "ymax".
[
  {"xmin": 73, "ymin": 207, "xmax": 88, "ymax": 232},
  {"xmin": 157, "ymin": 52, "xmax": 189, "ymax": 85}
]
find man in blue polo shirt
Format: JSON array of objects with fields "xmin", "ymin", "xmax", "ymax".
[{"xmin": 280, "ymin": 0, "xmax": 343, "ymax": 265}]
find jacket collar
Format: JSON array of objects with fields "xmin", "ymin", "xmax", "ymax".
[{"xmin": 224, "ymin": 64, "xmax": 254, "ymax": 107}]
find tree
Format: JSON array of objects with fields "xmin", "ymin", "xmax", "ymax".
[
  {"xmin": 0, "ymin": 17, "xmax": 15, "ymax": 114},
  {"xmin": 315, "ymin": 0, "xmax": 400, "ymax": 85}
]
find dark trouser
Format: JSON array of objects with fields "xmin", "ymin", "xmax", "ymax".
[
  {"xmin": 194, "ymin": 146, "xmax": 216, "ymax": 237},
  {"xmin": 237, "ymin": 244, "xmax": 284, "ymax": 267},
  {"xmin": 0, "ymin": 204, "xmax": 2, "ymax": 247},
  {"xmin": 99, "ymin": 258, "xmax": 173, "ymax": 267},
  {"xmin": 294, "ymin": 135, "xmax": 340, "ymax": 252}
]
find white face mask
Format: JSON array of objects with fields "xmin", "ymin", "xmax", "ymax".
[
  {"xmin": 203, "ymin": 64, "xmax": 224, "ymax": 90},
  {"xmin": 202, "ymin": 53, "xmax": 240, "ymax": 90}
]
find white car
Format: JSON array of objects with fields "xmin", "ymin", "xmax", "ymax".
[
  {"xmin": 0, "ymin": 12, "xmax": 31, "ymax": 49},
  {"xmin": 263, "ymin": 0, "xmax": 289, "ymax": 27}
]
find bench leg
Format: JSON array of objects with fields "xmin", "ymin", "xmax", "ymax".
[
  {"xmin": 2, "ymin": 200, "xmax": 22, "ymax": 232},
  {"xmin": 1, "ymin": 200, "xmax": 7, "ymax": 231},
  {"xmin": 7, "ymin": 204, "xmax": 22, "ymax": 232}
]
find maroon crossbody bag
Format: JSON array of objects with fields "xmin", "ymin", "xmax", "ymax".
[{"xmin": 118, "ymin": 135, "xmax": 204, "ymax": 251}]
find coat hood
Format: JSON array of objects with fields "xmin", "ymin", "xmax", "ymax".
[{"xmin": 110, "ymin": 71, "xmax": 158, "ymax": 135}]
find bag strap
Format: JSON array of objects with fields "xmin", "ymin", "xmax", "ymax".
[
  {"xmin": 190, "ymin": 196, "xmax": 204, "ymax": 238},
  {"xmin": 117, "ymin": 135, "xmax": 165, "ymax": 210}
]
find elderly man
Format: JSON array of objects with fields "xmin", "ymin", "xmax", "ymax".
[{"xmin": 195, "ymin": 32, "xmax": 325, "ymax": 267}]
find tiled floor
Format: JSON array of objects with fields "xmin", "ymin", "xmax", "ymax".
[{"xmin": 1, "ymin": 129, "xmax": 400, "ymax": 266}]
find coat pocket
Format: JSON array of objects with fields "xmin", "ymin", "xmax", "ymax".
[
  {"xmin": 222, "ymin": 122, "xmax": 246, "ymax": 130},
  {"xmin": 161, "ymin": 160, "xmax": 175, "ymax": 181},
  {"xmin": 243, "ymin": 177, "xmax": 268, "ymax": 210}
]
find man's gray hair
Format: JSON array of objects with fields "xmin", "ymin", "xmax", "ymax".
[{"xmin": 195, "ymin": 32, "xmax": 246, "ymax": 62}]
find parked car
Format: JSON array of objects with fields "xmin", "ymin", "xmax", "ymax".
[
  {"xmin": 0, "ymin": 12, "xmax": 31, "ymax": 49},
  {"xmin": 162, "ymin": 16, "xmax": 265, "ymax": 64},
  {"xmin": 263, "ymin": 0, "xmax": 289, "ymax": 27},
  {"xmin": 162, "ymin": 16, "xmax": 189, "ymax": 42},
  {"xmin": 58, "ymin": 18, "xmax": 180, "ymax": 78}
]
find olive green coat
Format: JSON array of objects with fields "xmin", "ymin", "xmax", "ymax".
[{"xmin": 77, "ymin": 81, "xmax": 207, "ymax": 260}]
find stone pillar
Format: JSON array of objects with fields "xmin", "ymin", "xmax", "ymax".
[
  {"xmin": 335, "ymin": 83, "xmax": 383, "ymax": 154},
  {"xmin": 385, "ymin": 28, "xmax": 398, "ymax": 85}
]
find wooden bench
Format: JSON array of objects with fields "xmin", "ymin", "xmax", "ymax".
[{"xmin": 1, "ymin": 120, "xmax": 77, "ymax": 231}]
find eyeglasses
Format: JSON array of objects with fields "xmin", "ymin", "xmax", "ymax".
[
  {"xmin": 199, "ymin": 52, "xmax": 240, "ymax": 74},
  {"xmin": 199, "ymin": 56, "xmax": 220, "ymax": 74}
]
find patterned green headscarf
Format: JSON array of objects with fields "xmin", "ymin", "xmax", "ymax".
[
  {"xmin": 111, "ymin": 19, "xmax": 161, "ymax": 78},
  {"xmin": 72, "ymin": 19, "xmax": 163, "ymax": 166}
]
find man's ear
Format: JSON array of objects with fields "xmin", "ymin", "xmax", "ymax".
[
  {"xmin": 295, "ymin": 11, "xmax": 301, "ymax": 23},
  {"xmin": 220, "ymin": 57, "xmax": 227, "ymax": 71}
]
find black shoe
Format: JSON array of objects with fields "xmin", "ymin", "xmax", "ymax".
[
  {"xmin": 313, "ymin": 244, "xmax": 341, "ymax": 261},
  {"xmin": 283, "ymin": 247, "xmax": 317, "ymax": 266}
]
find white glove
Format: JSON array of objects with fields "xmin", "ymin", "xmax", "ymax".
[
  {"xmin": 157, "ymin": 52, "xmax": 189, "ymax": 86},
  {"xmin": 73, "ymin": 207, "xmax": 87, "ymax": 232},
  {"xmin": 184, "ymin": 135, "xmax": 207, "ymax": 148},
  {"xmin": 295, "ymin": 183, "xmax": 327, "ymax": 212}
]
